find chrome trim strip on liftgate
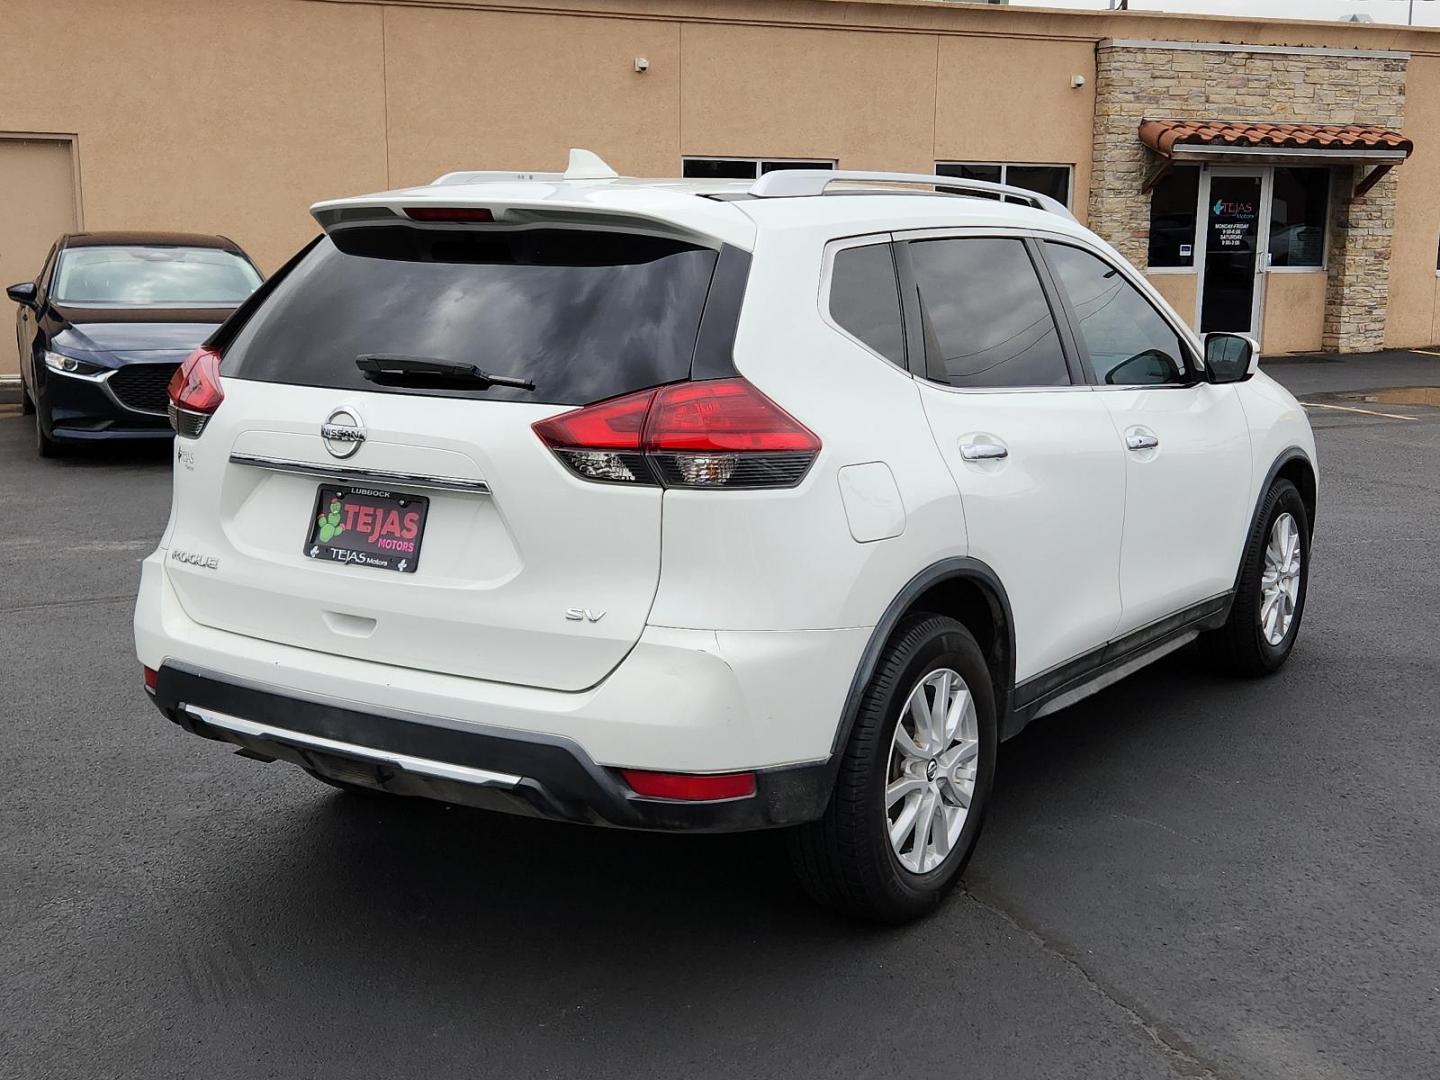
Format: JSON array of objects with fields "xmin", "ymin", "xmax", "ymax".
[
  {"xmin": 228, "ymin": 452, "xmax": 492, "ymax": 494},
  {"xmin": 181, "ymin": 704, "xmax": 523, "ymax": 789}
]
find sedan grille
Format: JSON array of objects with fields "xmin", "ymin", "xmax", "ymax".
[{"xmin": 109, "ymin": 364, "xmax": 179, "ymax": 415}]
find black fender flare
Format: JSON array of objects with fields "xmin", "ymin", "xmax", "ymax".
[
  {"xmin": 1235, "ymin": 446, "xmax": 1316, "ymax": 591},
  {"xmin": 828, "ymin": 557, "xmax": 1017, "ymax": 761}
]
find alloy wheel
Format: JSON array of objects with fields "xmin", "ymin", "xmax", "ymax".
[
  {"xmin": 885, "ymin": 667, "xmax": 979, "ymax": 875},
  {"xmin": 1259, "ymin": 511, "xmax": 1302, "ymax": 646}
]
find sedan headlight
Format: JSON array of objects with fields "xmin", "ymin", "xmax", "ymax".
[{"xmin": 44, "ymin": 351, "xmax": 105, "ymax": 377}]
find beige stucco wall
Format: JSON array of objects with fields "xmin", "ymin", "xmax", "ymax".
[
  {"xmin": 1262, "ymin": 272, "xmax": 1328, "ymax": 355},
  {"xmin": 1386, "ymin": 53, "xmax": 1440, "ymax": 348},
  {"xmin": 1146, "ymin": 272, "xmax": 1198, "ymax": 328},
  {"xmin": 0, "ymin": 0, "xmax": 388, "ymax": 280}
]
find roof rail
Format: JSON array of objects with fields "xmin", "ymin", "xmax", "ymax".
[
  {"xmin": 433, "ymin": 148, "xmax": 619, "ymax": 187},
  {"xmin": 748, "ymin": 169, "xmax": 1076, "ymax": 221}
]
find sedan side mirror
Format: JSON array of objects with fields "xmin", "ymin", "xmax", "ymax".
[
  {"xmin": 1203, "ymin": 332, "xmax": 1259, "ymax": 384},
  {"xmin": 6, "ymin": 281, "xmax": 37, "ymax": 307}
]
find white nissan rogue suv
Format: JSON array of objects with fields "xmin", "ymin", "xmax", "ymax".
[{"xmin": 135, "ymin": 151, "xmax": 1317, "ymax": 922}]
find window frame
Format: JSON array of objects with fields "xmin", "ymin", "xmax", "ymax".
[
  {"xmin": 890, "ymin": 226, "xmax": 1088, "ymax": 391},
  {"xmin": 682, "ymin": 156, "xmax": 837, "ymax": 180},
  {"xmin": 818, "ymin": 233, "xmax": 909, "ymax": 371},
  {"xmin": 934, "ymin": 162, "xmax": 1075, "ymax": 211},
  {"xmin": 1034, "ymin": 237, "xmax": 1202, "ymax": 389}
]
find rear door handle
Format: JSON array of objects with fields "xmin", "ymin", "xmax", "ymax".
[
  {"xmin": 960, "ymin": 442, "xmax": 1009, "ymax": 461},
  {"xmin": 1125, "ymin": 433, "xmax": 1160, "ymax": 451}
]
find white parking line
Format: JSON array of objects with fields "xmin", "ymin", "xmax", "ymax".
[
  {"xmin": 1409, "ymin": 349, "xmax": 1440, "ymax": 358},
  {"xmin": 1299, "ymin": 401, "xmax": 1419, "ymax": 421}
]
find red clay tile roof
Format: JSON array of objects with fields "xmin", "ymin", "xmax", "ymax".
[{"xmin": 1139, "ymin": 119, "xmax": 1413, "ymax": 157}]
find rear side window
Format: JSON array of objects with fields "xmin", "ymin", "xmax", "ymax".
[
  {"xmin": 828, "ymin": 242, "xmax": 905, "ymax": 366},
  {"xmin": 223, "ymin": 229, "xmax": 720, "ymax": 405},
  {"xmin": 907, "ymin": 237, "xmax": 1070, "ymax": 388}
]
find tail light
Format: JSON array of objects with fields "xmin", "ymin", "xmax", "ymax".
[
  {"xmin": 143, "ymin": 666, "xmax": 158, "ymax": 693},
  {"xmin": 167, "ymin": 346, "xmax": 224, "ymax": 437},
  {"xmin": 533, "ymin": 378, "xmax": 820, "ymax": 489}
]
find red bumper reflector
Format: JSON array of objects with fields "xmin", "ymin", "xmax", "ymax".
[
  {"xmin": 620, "ymin": 769, "xmax": 757, "ymax": 801},
  {"xmin": 143, "ymin": 666, "xmax": 158, "ymax": 693}
]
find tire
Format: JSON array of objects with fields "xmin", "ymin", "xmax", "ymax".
[
  {"xmin": 1202, "ymin": 478, "xmax": 1310, "ymax": 676},
  {"xmin": 789, "ymin": 615, "xmax": 997, "ymax": 923}
]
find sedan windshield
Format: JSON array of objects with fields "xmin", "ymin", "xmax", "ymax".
[{"xmin": 52, "ymin": 246, "xmax": 262, "ymax": 308}]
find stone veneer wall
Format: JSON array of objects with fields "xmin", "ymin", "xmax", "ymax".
[{"xmin": 1090, "ymin": 42, "xmax": 1408, "ymax": 352}]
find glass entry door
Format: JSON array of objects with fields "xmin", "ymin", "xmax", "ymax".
[{"xmin": 1197, "ymin": 168, "xmax": 1269, "ymax": 336}]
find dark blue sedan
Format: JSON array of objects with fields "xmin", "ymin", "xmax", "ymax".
[{"xmin": 8, "ymin": 232, "xmax": 262, "ymax": 457}]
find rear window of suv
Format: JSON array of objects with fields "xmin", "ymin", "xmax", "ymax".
[{"xmin": 222, "ymin": 228, "xmax": 721, "ymax": 405}]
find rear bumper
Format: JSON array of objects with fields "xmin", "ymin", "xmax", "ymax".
[
  {"xmin": 149, "ymin": 663, "xmax": 831, "ymax": 831},
  {"xmin": 135, "ymin": 553, "xmax": 870, "ymax": 829}
]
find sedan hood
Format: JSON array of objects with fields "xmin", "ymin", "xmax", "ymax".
[{"xmin": 50, "ymin": 310, "xmax": 229, "ymax": 359}]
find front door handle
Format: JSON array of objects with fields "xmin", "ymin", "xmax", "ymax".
[
  {"xmin": 1126, "ymin": 433, "xmax": 1160, "ymax": 451},
  {"xmin": 960, "ymin": 441, "xmax": 1009, "ymax": 461}
]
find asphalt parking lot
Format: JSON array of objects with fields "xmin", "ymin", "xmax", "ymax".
[{"xmin": 3, "ymin": 352, "xmax": 1439, "ymax": 1080}]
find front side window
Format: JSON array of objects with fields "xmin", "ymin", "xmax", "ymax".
[
  {"xmin": 907, "ymin": 237, "xmax": 1070, "ymax": 388},
  {"xmin": 935, "ymin": 163, "xmax": 1072, "ymax": 208},
  {"xmin": 52, "ymin": 246, "xmax": 261, "ymax": 308},
  {"xmin": 828, "ymin": 243, "xmax": 905, "ymax": 366},
  {"xmin": 1268, "ymin": 167, "xmax": 1329, "ymax": 268},
  {"xmin": 1148, "ymin": 167, "xmax": 1200, "ymax": 269},
  {"xmin": 1043, "ymin": 242, "xmax": 1189, "ymax": 386},
  {"xmin": 682, "ymin": 158, "xmax": 835, "ymax": 180}
]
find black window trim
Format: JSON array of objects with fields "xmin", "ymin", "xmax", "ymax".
[
  {"xmin": 890, "ymin": 227, "xmax": 1088, "ymax": 391},
  {"xmin": 1034, "ymin": 236, "xmax": 1203, "ymax": 390}
]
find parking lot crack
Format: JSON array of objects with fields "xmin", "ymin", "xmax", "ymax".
[
  {"xmin": 962, "ymin": 886, "xmax": 1234, "ymax": 1080},
  {"xmin": 2, "ymin": 593, "xmax": 133, "ymax": 615}
]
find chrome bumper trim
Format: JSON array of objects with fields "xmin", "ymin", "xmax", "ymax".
[
  {"xmin": 181, "ymin": 704, "xmax": 522, "ymax": 789},
  {"xmin": 228, "ymin": 452, "xmax": 491, "ymax": 494}
]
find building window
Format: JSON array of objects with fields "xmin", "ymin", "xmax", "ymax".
[
  {"xmin": 1268, "ymin": 167, "xmax": 1328, "ymax": 268},
  {"xmin": 682, "ymin": 157, "xmax": 835, "ymax": 180},
  {"xmin": 1148, "ymin": 167, "xmax": 1200, "ymax": 269},
  {"xmin": 935, "ymin": 162, "xmax": 1073, "ymax": 208}
]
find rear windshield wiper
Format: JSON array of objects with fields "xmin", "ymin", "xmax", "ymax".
[{"xmin": 356, "ymin": 354, "xmax": 535, "ymax": 391}]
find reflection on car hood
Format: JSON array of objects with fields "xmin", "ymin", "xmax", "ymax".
[{"xmin": 51, "ymin": 316, "xmax": 228, "ymax": 356}]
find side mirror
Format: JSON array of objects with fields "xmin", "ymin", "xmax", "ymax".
[
  {"xmin": 6, "ymin": 281, "xmax": 37, "ymax": 307},
  {"xmin": 1203, "ymin": 332, "xmax": 1259, "ymax": 384},
  {"xmin": 1104, "ymin": 348, "xmax": 1183, "ymax": 386}
]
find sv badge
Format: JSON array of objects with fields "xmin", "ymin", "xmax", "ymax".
[{"xmin": 565, "ymin": 608, "xmax": 606, "ymax": 623}]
